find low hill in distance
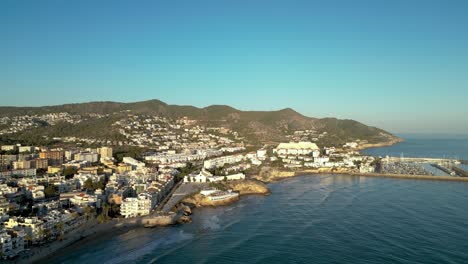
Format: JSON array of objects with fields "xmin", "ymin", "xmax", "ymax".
[{"xmin": 0, "ymin": 99, "xmax": 400, "ymax": 148}]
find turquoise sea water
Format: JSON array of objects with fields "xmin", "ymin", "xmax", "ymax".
[{"xmin": 47, "ymin": 175, "xmax": 468, "ymax": 264}]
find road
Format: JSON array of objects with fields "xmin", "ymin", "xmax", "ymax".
[{"xmin": 161, "ymin": 182, "xmax": 207, "ymax": 212}]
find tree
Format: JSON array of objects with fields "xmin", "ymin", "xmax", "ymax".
[
  {"xmin": 94, "ymin": 179, "xmax": 105, "ymax": 190},
  {"xmin": 83, "ymin": 206, "xmax": 96, "ymax": 220},
  {"xmin": 109, "ymin": 203, "xmax": 121, "ymax": 218},
  {"xmin": 83, "ymin": 178, "xmax": 94, "ymax": 190},
  {"xmin": 44, "ymin": 185, "xmax": 58, "ymax": 198},
  {"xmin": 54, "ymin": 222, "xmax": 64, "ymax": 241},
  {"xmin": 24, "ymin": 234, "xmax": 32, "ymax": 247},
  {"xmin": 97, "ymin": 213, "xmax": 108, "ymax": 223},
  {"xmin": 102, "ymin": 203, "xmax": 111, "ymax": 217},
  {"xmin": 63, "ymin": 167, "xmax": 78, "ymax": 179}
]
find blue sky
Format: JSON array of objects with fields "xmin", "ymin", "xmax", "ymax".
[{"xmin": 1, "ymin": 0, "xmax": 468, "ymax": 134}]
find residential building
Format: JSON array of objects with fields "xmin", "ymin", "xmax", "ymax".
[
  {"xmin": 273, "ymin": 142, "xmax": 320, "ymax": 155},
  {"xmin": 203, "ymin": 154, "xmax": 244, "ymax": 169},
  {"xmin": 97, "ymin": 147, "xmax": 113, "ymax": 159},
  {"xmin": 1, "ymin": 145, "xmax": 17, "ymax": 152},
  {"xmin": 123, "ymin": 157, "xmax": 145, "ymax": 169},
  {"xmin": 74, "ymin": 152, "xmax": 99, "ymax": 163},
  {"xmin": 39, "ymin": 151, "xmax": 64, "ymax": 166},
  {"xmin": 120, "ymin": 193, "xmax": 156, "ymax": 218}
]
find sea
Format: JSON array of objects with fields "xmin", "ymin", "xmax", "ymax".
[{"xmin": 46, "ymin": 134, "xmax": 468, "ymax": 264}]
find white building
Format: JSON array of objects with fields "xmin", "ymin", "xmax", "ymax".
[
  {"xmin": 70, "ymin": 193, "xmax": 101, "ymax": 208},
  {"xmin": 344, "ymin": 142, "xmax": 359, "ymax": 148},
  {"xmin": 123, "ymin": 157, "xmax": 146, "ymax": 169},
  {"xmin": 74, "ymin": 152, "xmax": 99, "ymax": 163},
  {"xmin": 314, "ymin": 157, "xmax": 330, "ymax": 165},
  {"xmin": 184, "ymin": 169, "xmax": 213, "ymax": 183},
  {"xmin": 312, "ymin": 149, "xmax": 321, "ymax": 158},
  {"xmin": 1, "ymin": 145, "xmax": 17, "ymax": 152},
  {"xmin": 208, "ymin": 173, "xmax": 246, "ymax": 182},
  {"xmin": 120, "ymin": 193, "xmax": 156, "ymax": 218},
  {"xmin": 97, "ymin": 147, "xmax": 113, "ymax": 159},
  {"xmin": 203, "ymin": 154, "xmax": 244, "ymax": 169},
  {"xmin": 256, "ymin": 149, "xmax": 267, "ymax": 160},
  {"xmin": 273, "ymin": 142, "xmax": 320, "ymax": 155},
  {"xmin": 18, "ymin": 146, "xmax": 34, "ymax": 153}
]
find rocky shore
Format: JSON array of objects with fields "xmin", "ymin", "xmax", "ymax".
[
  {"xmin": 356, "ymin": 137, "xmax": 404, "ymax": 151},
  {"xmin": 180, "ymin": 180, "xmax": 270, "ymax": 208},
  {"xmin": 253, "ymin": 166, "xmax": 353, "ymax": 183}
]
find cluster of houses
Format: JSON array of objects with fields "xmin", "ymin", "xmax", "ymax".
[
  {"xmin": 112, "ymin": 114, "xmax": 244, "ymax": 150},
  {"xmin": 0, "ymin": 112, "xmax": 383, "ymax": 259},
  {"xmin": 273, "ymin": 141, "xmax": 376, "ymax": 173},
  {"xmin": 0, "ymin": 143, "xmax": 179, "ymax": 259},
  {"xmin": 0, "ymin": 112, "xmax": 86, "ymax": 136}
]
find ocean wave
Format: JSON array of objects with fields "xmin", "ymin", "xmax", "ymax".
[{"xmin": 102, "ymin": 230, "xmax": 193, "ymax": 264}]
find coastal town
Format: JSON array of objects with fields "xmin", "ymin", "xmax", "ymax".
[{"xmin": 0, "ymin": 112, "xmax": 466, "ymax": 261}]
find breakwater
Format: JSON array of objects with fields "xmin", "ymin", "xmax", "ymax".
[{"xmin": 301, "ymin": 171, "xmax": 468, "ymax": 182}]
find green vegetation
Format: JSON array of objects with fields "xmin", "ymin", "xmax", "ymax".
[
  {"xmin": 63, "ymin": 167, "xmax": 78, "ymax": 179},
  {"xmin": 83, "ymin": 178, "xmax": 105, "ymax": 191},
  {"xmin": 208, "ymin": 182, "xmax": 227, "ymax": 191},
  {"xmin": 0, "ymin": 99, "xmax": 398, "ymax": 147},
  {"xmin": 44, "ymin": 185, "xmax": 58, "ymax": 198},
  {"xmin": 176, "ymin": 162, "xmax": 198, "ymax": 182},
  {"xmin": 113, "ymin": 146, "xmax": 147, "ymax": 163}
]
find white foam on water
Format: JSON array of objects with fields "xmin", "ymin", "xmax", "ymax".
[
  {"xmin": 102, "ymin": 230, "xmax": 194, "ymax": 264},
  {"xmin": 200, "ymin": 215, "xmax": 221, "ymax": 231}
]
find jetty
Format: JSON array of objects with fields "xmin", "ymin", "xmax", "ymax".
[
  {"xmin": 299, "ymin": 171, "xmax": 468, "ymax": 182},
  {"xmin": 452, "ymin": 167, "xmax": 468, "ymax": 177}
]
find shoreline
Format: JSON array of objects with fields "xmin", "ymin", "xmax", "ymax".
[
  {"xmin": 355, "ymin": 137, "xmax": 404, "ymax": 151},
  {"xmin": 296, "ymin": 171, "xmax": 468, "ymax": 182},
  {"xmin": 19, "ymin": 137, "xmax": 461, "ymax": 263},
  {"xmin": 256, "ymin": 168, "xmax": 468, "ymax": 184},
  {"xmin": 25, "ymin": 170, "xmax": 467, "ymax": 263},
  {"xmin": 24, "ymin": 181, "xmax": 269, "ymax": 264},
  {"xmin": 17, "ymin": 218, "xmax": 139, "ymax": 264}
]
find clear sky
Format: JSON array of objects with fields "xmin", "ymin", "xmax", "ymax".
[{"xmin": 1, "ymin": 0, "xmax": 468, "ymax": 134}]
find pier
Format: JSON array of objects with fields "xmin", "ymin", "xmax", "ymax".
[
  {"xmin": 430, "ymin": 164, "xmax": 455, "ymax": 176},
  {"xmin": 452, "ymin": 167, "xmax": 468, "ymax": 177},
  {"xmin": 385, "ymin": 157, "xmax": 460, "ymax": 164}
]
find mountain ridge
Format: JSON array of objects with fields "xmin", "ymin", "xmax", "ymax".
[{"xmin": 0, "ymin": 99, "xmax": 400, "ymax": 147}]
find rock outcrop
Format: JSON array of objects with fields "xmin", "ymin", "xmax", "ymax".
[
  {"xmin": 182, "ymin": 193, "xmax": 240, "ymax": 208},
  {"xmin": 225, "ymin": 179, "xmax": 270, "ymax": 195},
  {"xmin": 254, "ymin": 166, "xmax": 295, "ymax": 182}
]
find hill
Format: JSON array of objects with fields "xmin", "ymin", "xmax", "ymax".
[{"xmin": 0, "ymin": 99, "xmax": 400, "ymax": 147}]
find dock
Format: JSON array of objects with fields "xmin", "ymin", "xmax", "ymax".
[{"xmin": 453, "ymin": 167, "xmax": 468, "ymax": 177}]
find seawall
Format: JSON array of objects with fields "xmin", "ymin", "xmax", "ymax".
[{"xmin": 300, "ymin": 171, "xmax": 468, "ymax": 182}]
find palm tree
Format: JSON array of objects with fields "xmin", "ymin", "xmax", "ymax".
[
  {"xmin": 54, "ymin": 221, "xmax": 64, "ymax": 241},
  {"xmin": 24, "ymin": 234, "xmax": 32, "ymax": 248},
  {"xmin": 102, "ymin": 203, "xmax": 111, "ymax": 217},
  {"xmin": 83, "ymin": 206, "xmax": 96, "ymax": 220}
]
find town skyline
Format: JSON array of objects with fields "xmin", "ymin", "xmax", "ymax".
[{"xmin": 2, "ymin": 0, "xmax": 468, "ymax": 133}]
